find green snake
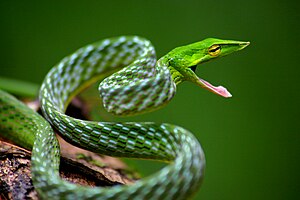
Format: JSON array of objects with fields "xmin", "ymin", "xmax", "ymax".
[{"xmin": 0, "ymin": 36, "xmax": 249, "ymax": 199}]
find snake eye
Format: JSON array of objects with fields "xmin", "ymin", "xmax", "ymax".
[{"xmin": 208, "ymin": 44, "xmax": 221, "ymax": 56}]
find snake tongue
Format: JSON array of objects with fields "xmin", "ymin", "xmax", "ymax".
[{"xmin": 197, "ymin": 78, "xmax": 232, "ymax": 98}]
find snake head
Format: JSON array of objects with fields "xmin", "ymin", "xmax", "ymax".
[{"xmin": 166, "ymin": 38, "xmax": 250, "ymax": 97}]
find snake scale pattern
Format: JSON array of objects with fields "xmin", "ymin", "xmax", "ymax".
[{"xmin": 0, "ymin": 36, "xmax": 249, "ymax": 199}]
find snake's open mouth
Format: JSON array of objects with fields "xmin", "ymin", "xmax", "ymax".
[{"xmin": 189, "ymin": 65, "xmax": 232, "ymax": 98}]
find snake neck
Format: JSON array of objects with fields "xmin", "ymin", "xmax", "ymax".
[{"xmin": 158, "ymin": 57, "xmax": 185, "ymax": 86}]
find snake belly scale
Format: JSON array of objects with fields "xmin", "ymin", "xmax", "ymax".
[{"xmin": 0, "ymin": 36, "xmax": 249, "ymax": 199}]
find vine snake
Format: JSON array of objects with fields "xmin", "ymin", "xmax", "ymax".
[{"xmin": 0, "ymin": 36, "xmax": 249, "ymax": 199}]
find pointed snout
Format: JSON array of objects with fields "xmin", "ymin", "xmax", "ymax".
[{"xmin": 238, "ymin": 41, "xmax": 250, "ymax": 50}]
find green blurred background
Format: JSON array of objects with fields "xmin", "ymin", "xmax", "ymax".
[{"xmin": 1, "ymin": 0, "xmax": 299, "ymax": 199}]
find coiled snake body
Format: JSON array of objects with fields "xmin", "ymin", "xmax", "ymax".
[{"xmin": 0, "ymin": 36, "xmax": 249, "ymax": 199}]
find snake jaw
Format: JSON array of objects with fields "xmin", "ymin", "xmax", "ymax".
[
  {"xmin": 197, "ymin": 78, "xmax": 232, "ymax": 98},
  {"xmin": 188, "ymin": 65, "xmax": 232, "ymax": 98}
]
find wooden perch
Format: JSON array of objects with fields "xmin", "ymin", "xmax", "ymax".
[{"xmin": 0, "ymin": 97, "xmax": 138, "ymax": 200}]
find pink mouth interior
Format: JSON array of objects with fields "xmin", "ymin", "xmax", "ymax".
[{"xmin": 199, "ymin": 78, "xmax": 232, "ymax": 98}]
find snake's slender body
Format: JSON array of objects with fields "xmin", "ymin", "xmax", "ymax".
[{"xmin": 0, "ymin": 36, "xmax": 249, "ymax": 199}]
